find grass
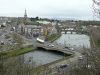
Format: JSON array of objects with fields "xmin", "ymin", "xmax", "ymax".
[
  {"xmin": 90, "ymin": 34, "xmax": 100, "ymax": 48},
  {"xmin": 90, "ymin": 34, "xmax": 96, "ymax": 48},
  {"xmin": 47, "ymin": 34, "xmax": 61, "ymax": 42},
  {"xmin": 0, "ymin": 45, "xmax": 35, "ymax": 58}
]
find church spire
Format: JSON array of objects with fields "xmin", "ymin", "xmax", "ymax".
[
  {"xmin": 24, "ymin": 9, "xmax": 27, "ymax": 19},
  {"xmin": 24, "ymin": 9, "xmax": 27, "ymax": 25}
]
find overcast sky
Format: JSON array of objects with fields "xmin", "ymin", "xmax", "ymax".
[{"xmin": 0, "ymin": 0, "xmax": 93, "ymax": 20}]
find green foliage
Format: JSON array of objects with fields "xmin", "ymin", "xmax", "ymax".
[
  {"xmin": 30, "ymin": 16, "xmax": 39, "ymax": 21},
  {"xmin": 70, "ymin": 67, "xmax": 96, "ymax": 75},
  {"xmin": 0, "ymin": 52, "xmax": 7, "ymax": 56},
  {"xmin": 90, "ymin": 28, "xmax": 100, "ymax": 48},
  {"xmin": 78, "ymin": 20, "xmax": 100, "ymax": 26},
  {"xmin": 0, "ymin": 45, "xmax": 35, "ymax": 58},
  {"xmin": 46, "ymin": 34, "xmax": 61, "ymax": 42}
]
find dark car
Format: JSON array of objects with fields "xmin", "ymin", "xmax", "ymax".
[{"xmin": 59, "ymin": 64, "xmax": 68, "ymax": 69}]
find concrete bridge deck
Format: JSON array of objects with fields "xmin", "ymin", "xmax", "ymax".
[{"xmin": 35, "ymin": 42, "xmax": 74, "ymax": 55}]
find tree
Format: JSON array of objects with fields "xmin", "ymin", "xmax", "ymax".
[
  {"xmin": 35, "ymin": 16, "xmax": 39, "ymax": 20},
  {"xmin": 92, "ymin": 0, "xmax": 100, "ymax": 19},
  {"xmin": 12, "ymin": 33, "xmax": 24, "ymax": 48}
]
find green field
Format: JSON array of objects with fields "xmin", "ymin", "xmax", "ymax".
[{"xmin": 0, "ymin": 45, "xmax": 35, "ymax": 58}]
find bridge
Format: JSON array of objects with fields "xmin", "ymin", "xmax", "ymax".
[
  {"xmin": 35, "ymin": 42, "xmax": 75, "ymax": 55},
  {"xmin": 61, "ymin": 28, "xmax": 76, "ymax": 34}
]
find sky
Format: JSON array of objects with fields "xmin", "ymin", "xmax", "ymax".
[{"xmin": 0, "ymin": 0, "xmax": 93, "ymax": 20}]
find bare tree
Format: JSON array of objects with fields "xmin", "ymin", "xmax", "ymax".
[{"xmin": 92, "ymin": 0, "xmax": 100, "ymax": 18}]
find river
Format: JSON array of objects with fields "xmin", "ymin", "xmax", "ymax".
[
  {"xmin": 23, "ymin": 50, "xmax": 64, "ymax": 67},
  {"xmin": 20, "ymin": 34, "xmax": 90, "ymax": 67},
  {"xmin": 56, "ymin": 34, "xmax": 90, "ymax": 48},
  {"xmin": 2, "ymin": 34, "xmax": 90, "ymax": 68}
]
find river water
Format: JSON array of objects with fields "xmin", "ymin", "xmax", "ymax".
[
  {"xmin": 55, "ymin": 34, "xmax": 90, "ymax": 48},
  {"xmin": 21, "ymin": 34, "xmax": 90, "ymax": 67},
  {"xmin": 23, "ymin": 50, "xmax": 64, "ymax": 67},
  {"xmin": 3, "ymin": 34, "xmax": 90, "ymax": 68},
  {"xmin": 1, "ymin": 34, "xmax": 90, "ymax": 68}
]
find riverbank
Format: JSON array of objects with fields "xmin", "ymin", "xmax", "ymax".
[
  {"xmin": 0, "ymin": 33, "xmax": 61, "ymax": 58},
  {"xmin": 90, "ymin": 34, "xmax": 96, "ymax": 48},
  {"xmin": 47, "ymin": 33, "xmax": 61, "ymax": 42},
  {"xmin": 32, "ymin": 54, "xmax": 74, "ymax": 74},
  {"xmin": 90, "ymin": 33, "xmax": 100, "ymax": 49},
  {"xmin": 32, "ymin": 33, "xmax": 90, "ymax": 74},
  {"xmin": 0, "ymin": 45, "xmax": 35, "ymax": 58}
]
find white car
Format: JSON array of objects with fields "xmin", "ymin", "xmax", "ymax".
[
  {"xmin": 48, "ymin": 44, "xmax": 54, "ymax": 47},
  {"xmin": 78, "ymin": 56, "xmax": 83, "ymax": 60},
  {"xmin": 70, "ymin": 48, "xmax": 74, "ymax": 51}
]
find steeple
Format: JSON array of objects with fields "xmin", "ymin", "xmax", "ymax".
[
  {"xmin": 24, "ymin": 9, "xmax": 27, "ymax": 25},
  {"xmin": 24, "ymin": 9, "xmax": 27, "ymax": 19}
]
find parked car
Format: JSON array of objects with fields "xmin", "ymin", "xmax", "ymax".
[
  {"xmin": 59, "ymin": 64, "xmax": 68, "ymax": 69},
  {"xmin": 48, "ymin": 44, "xmax": 54, "ymax": 47}
]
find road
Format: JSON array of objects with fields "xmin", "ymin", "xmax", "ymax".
[
  {"xmin": 34, "ymin": 51, "xmax": 85, "ymax": 75},
  {"xmin": 0, "ymin": 25, "xmax": 87, "ymax": 75},
  {"xmin": 49, "ymin": 51, "xmax": 82, "ymax": 68}
]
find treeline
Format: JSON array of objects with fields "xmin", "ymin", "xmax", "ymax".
[
  {"xmin": 30, "ymin": 17, "xmax": 59, "ymax": 22},
  {"xmin": 78, "ymin": 21, "xmax": 100, "ymax": 26}
]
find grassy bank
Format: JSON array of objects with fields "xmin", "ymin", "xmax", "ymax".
[
  {"xmin": 47, "ymin": 34, "xmax": 61, "ymax": 42},
  {"xmin": 90, "ymin": 34, "xmax": 100, "ymax": 48},
  {"xmin": 0, "ymin": 45, "xmax": 35, "ymax": 58},
  {"xmin": 90, "ymin": 34, "xmax": 96, "ymax": 48}
]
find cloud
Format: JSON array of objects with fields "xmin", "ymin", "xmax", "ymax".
[{"xmin": 0, "ymin": 0, "xmax": 93, "ymax": 20}]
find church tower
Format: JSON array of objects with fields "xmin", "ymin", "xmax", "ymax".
[{"xmin": 24, "ymin": 9, "xmax": 27, "ymax": 25}]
